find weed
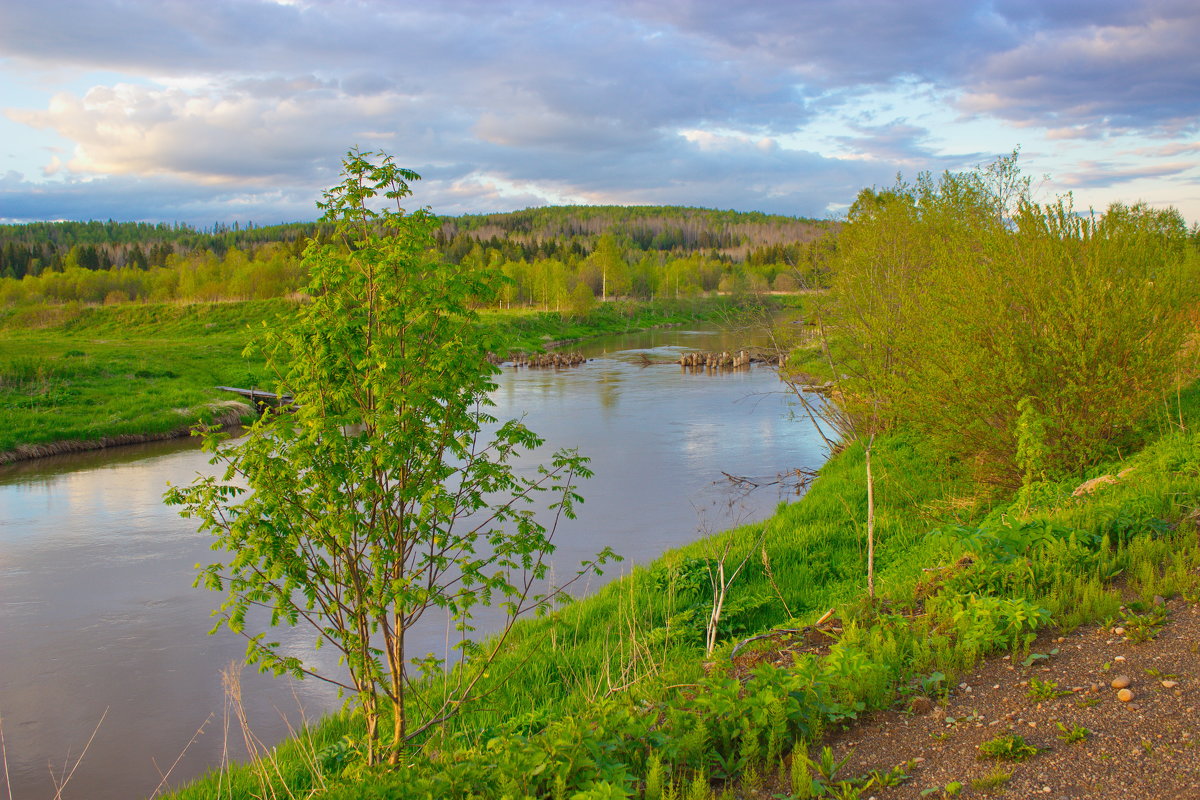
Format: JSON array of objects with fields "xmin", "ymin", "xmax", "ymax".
[
  {"xmin": 1027, "ymin": 677, "xmax": 1071, "ymax": 701},
  {"xmin": 920, "ymin": 781, "xmax": 963, "ymax": 797},
  {"xmin": 920, "ymin": 670, "xmax": 949, "ymax": 699},
  {"xmin": 1121, "ymin": 606, "xmax": 1169, "ymax": 643},
  {"xmin": 977, "ymin": 734, "xmax": 1040, "ymax": 762},
  {"xmin": 1144, "ymin": 667, "xmax": 1179, "ymax": 680},
  {"xmin": 1054, "ymin": 721, "xmax": 1088, "ymax": 744},
  {"xmin": 970, "ymin": 767, "xmax": 1012, "ymax": 792},
  {"xmin": 1021, "ymin": 647, "xmax": 1059, "ymax": 667},
  {"xmin": 866, "ymin": 765, "xmax": 908, "ymax": 788},
  {"xmin": 813, "ymin": 745, "xmax": 851, "ymax": 783}
]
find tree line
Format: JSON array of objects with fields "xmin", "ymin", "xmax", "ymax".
[{"xmin": 0, "ymin": 206, "xmax": 834, "ymax": 308}]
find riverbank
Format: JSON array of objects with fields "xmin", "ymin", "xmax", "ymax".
[
  {"xmin": 0, "ymin": 296, "xmax": 754, "ymax": 464},
  {"xmin": 163, "ymin": 376, "xmax": 1200, "ymax": 799}
]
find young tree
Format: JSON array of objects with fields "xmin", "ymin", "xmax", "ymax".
[{"xmin": 165, "ymin": 150, "xmax": 614, "ymax": 765}]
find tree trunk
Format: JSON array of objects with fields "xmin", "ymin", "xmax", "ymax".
[{"xmin": 865, "ymin": 436, "xmax": 875, "ymax": 601}]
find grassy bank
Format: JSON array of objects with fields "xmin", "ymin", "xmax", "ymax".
[
  {"xmin": 163, "ymin": 377, "xmax": 1200, "ymax": 798},
  {"xmin": 0, "ymin": 296, "xmax": 740, "ymax": 458}
]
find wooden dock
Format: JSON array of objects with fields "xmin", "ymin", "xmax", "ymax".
[{"xmin": 215, "ymin": 386, "xmax": 295, "ymax": 409}]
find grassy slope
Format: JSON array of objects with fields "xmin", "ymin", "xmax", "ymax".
[
  {"xmin": 164, "ymin": 377, "xmax": 1200, "ymax": 799},
  {"xmin": 0, "ymin": 297, "xmax": 734, "ymax": 455}
]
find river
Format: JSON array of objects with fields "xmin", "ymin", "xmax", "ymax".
[{"xmin": 0, "ymin": 324, "xmax": 827, "ymax": 799}]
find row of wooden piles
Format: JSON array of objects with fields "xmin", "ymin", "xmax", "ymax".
[
  {"xmin": 677, "ymin": 350, "xmax": 780, "ymax": 368},
  {"xmin": 509, "ymin": 352, "xmax": 588, "ymax": 368}
]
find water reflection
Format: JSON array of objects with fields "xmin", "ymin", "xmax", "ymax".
[{"xmin": 0, "ymin": 324, "xmax": 826, "ymax": 800}]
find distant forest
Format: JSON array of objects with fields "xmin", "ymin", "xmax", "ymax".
[{"xmin": 0, "ymin": 206, "xmax": 834, "ymax": 308}]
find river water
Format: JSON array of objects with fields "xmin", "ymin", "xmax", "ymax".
[{"xmin": 0, "ymin": 324, "xmax": 827, "ymax": 799}]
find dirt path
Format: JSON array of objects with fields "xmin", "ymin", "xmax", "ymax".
[{"xmin": 823, "ymin": 597, "xmax": 1200, "ymax": 799}]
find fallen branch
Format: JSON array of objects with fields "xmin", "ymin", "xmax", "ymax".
[{"xmin": 729, "ymin": 608, "xmax": 836, "ymax": 660}]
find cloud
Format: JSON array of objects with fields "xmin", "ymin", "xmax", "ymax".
[
  {"xmin": 0, "ymin": 130, "xmax": 892, "ymax": 224},
  {"xmin": 0, "ymin": 171, "xmax": 319, "ymax": 224},
  {"xmin": 2, "ymin": 0, "xmax": 1198, "ymax": 223},
  {"xmin": 832, "ymin": 121, "xmax": 986, "ymax": 169},
  {"xmin": 1125, "ymin": 142, "xmax": 1200, "ymax": 158},
  {"xmin": 1057, "ymin": 160, "xmax": 1197, "ymax": 189},
  {"xmin": 960, "ymin": 2, "xmax": 1200, "ymax": 135}
]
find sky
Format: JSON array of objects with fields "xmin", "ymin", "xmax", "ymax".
[{"xmin": 0, "ymin": 0, "xmax": 1197, "ymax": 226}]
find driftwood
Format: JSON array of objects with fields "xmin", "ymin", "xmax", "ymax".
[{"xmin": 729, "ymin": 608, "xmax": 837, "ymax": 660}]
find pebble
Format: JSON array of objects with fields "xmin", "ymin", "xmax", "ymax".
[
  {"xmin": 1163, "ymin": 680, "xmax": 1179, "ymax": 689},
  {"xmin": 1115, "ymin": 655, "xmax": 1126, "ymax": 661},
  {"xmin": 1090, "ymin": 683, "xmax": 1100, "ymax": 693},
  {"xmin": 1114, "ymin": 627, "xmax": 1127, "ymax": 636},
  {"xmin": 1111, "ymin": 675, "xmax": 1133, "ymax": 689},
  {"xmin": 1154, "ymin": 595, "xmax": 1166, "ymax": 606},
  {"xmin": 1118, "ymin": 688, "xmax": 1135, "ymax": 702}
]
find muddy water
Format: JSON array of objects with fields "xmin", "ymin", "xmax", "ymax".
[{"xmin": 0, "ymin": 324, "xmax": 827, "ymax": 799}]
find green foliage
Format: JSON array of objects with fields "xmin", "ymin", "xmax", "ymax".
[
  {"xmin": 969, "ymin": 768, "xmax": 1010, "ymax": 792},
  {"xmin": 0, "ymin": 207, "xmax": 832, "ymax": 309},
  {"xmin": 977, "ymin": 734, "xmax": 1041, "ymax": 762},
  {"xmin": 169, "ymin": 370, "xmax": 1200, "ymax": 798},
  {"xmin": 826, "ymin": 151, "xmax": 1199, "ymax": 486},
  {"xmin": 164, "ymin": 150, "xmax": 615, "ymax": 764},
  {"xmin": 1027, "ymin": 677, "xmax": 1070, "ymax": 701},
  {"xmin": 1055, "ymin": 721, "xmax": 1089, "ymax": 743},
  {"xmin": 1119, "ymin": 604, "xmax": 1168, "ymax": 642}
]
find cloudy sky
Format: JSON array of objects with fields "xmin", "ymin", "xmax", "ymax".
[{"xmin": 1, "ymin": 0, "xmax": 1197, "ymax": 225}]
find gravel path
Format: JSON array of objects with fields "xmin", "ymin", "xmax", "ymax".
[{"xmin": 823, "ymin": 597, "xmax": 1200, "ymax": 799}]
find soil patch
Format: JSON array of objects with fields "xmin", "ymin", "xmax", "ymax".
[{"xmin": 819, "ymin": 598, "xmax": 1200, "ymax": 798}]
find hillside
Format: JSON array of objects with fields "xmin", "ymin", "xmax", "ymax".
[{"xmin": 0, "ymin": 206, "xmax": 831, "ymax": 281}]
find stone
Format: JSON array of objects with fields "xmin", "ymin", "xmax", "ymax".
[
  {"xmin": 1113, "ymin": 627, "xmax": 1126, "ymax": 636},
  {"xmin": 1154, "ymin": 595, "xmax": 1166, "ymax": 606},
  {"xmin": 1118, "ymin": 688, "xmax": 1135, "ymax": 702},
  {"xmin": 1111, "ymin": 675, "xmax": 1132, "ymax": 689},
  {"xmin": 1163, "ymin": 680, "xmax": 1179, "ymax": 689}
]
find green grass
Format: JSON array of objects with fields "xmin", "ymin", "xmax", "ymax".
[
  {"xmin": 160, "ymin": 376, "xmax": 1200, "ymax": 799},
  {"xmin": 977, "ymin": 734, "xmax": 1040, "ymax": 762},
  {"xmin": 0, "ymin": 300, "xmax": 286, "ymax": 453},
  {"xmin": 0, "ymin": 297, "xmax": 743, "ymax": 456},
  {"xmin": 93, "ymin": 291, "xmax": 1194, "ymax": 799}
]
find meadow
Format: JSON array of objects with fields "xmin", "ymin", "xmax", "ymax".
[{"xmin": 0, "ymin": 297, "xmax": 741, "ymax": 458}]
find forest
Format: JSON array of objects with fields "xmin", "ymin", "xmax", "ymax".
[{"xmin": 0, "ymin": 206, "xmax": 833, "ymax": 309}]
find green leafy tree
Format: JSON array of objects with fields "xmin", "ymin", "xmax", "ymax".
[
  {"xmin": 165, "ymin": 150, "xmax": 615, "ymax": 764},
  {"xmin": 589, "ymin": 232, "xmax": 630, "ymax": 300},
  {"xmin": 826, "ymin": 153, "xmax": 1199, "ymax": 486}
]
